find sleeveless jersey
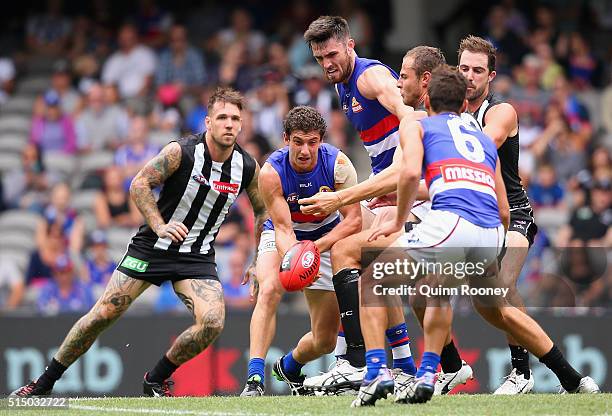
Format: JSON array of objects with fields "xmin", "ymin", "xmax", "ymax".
[
  {"xmin": 471, "ymin": 92, "xmax": 531, "ymax": 208},
  {"xmin": 421, "ymin": 113, "xmax": 501, "ymax": 228},
  {"xmin": 336, "ymin": 56, "xmax": 400, "ymax": 174},
  {"xmin": 130, "ymin": 134, "xmax": 257, "ymax": 256},
  {"xmin": 263, "ymin": 143, "xmax": 341, "ymax": 241}
]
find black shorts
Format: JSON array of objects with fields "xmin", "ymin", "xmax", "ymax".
[
  {"xmin": 508, "ymin": 205, "xmax": 538, "ymax": 247},
  {"xmin": 116, "ymin": 244, "xmax": 219, "ymax": 286}
]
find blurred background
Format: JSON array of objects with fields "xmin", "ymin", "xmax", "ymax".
[{"xmin": 0, "ymin": 0, "xmax": 610, "ymax": 396}]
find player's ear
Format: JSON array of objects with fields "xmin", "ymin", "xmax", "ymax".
[
  {"xmin": 347, "ymin": 38, "xmax": 355, "ymax": 50},
  {"xmin": 205, "ymin": 115, "xmax": 211, "ymax": 130},
  {"xmin": 488, "ymin": 70, "xmax": 497, "ymax": 83},
  {"xmin": 283, "ymin": 132, "xmax": 290, "ymax": 145},
  {"xmin": 421, "ymin": 71, "xmax": 431, "ymax": 88}
]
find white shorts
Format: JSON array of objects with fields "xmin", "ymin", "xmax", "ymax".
[
  {"xmin": 258, "ymin": 230, "xmax": 334, "ymax": 291},
  {"xmin": 396, "ymin": 210, "xmax": 504, "ymax": 267},
  {"xmin": 360, "ymin": 199, "xmax": 431, "ymax": 221}
]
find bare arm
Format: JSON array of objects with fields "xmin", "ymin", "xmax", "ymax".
[
  {"xmin": 313, "ymin": 152, "xmax": 362, "ymax": 253},
  {"xmin": 129, "ymin": 141, "xmax": 188, "ymax": 242},
  {"xmin": 241, "ymin": 161, "xmax": 268, "ymax": 285},
  {"xmin": 494, "ymin": 157, "xmax": 510, "ymax": 231},
  {"xmin": 369, "ymin": 120, "xmax": 424, "ymax": 241},
  {"xmin": 258, "ymin": 163, "xmax": 297, "ymax": 258},
  {"xmin": 357, "ymin": 65, "xmax": 414, "ymax": 121},
  {"xmin": 482, "ymin": 103, "xmax": 518, "ymax": 148}
]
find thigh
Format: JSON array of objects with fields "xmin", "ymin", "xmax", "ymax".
[
  {"xmin": 308, "ymin": 251, "xmax": 334, "ymax": 291},
  {"xmin": 94, "ymin": 269, "xmax": 151, "ymax": 315},
  {"xmin": 304, "ymin": 288, "xmax": 340, "ymax": 338},
  {"xmin": 173, "ymin": 279, "xmax": 225, "ymax": 325}
]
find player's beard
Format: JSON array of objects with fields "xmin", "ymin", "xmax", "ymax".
[{"xmin": 467, "ymin": 83, "xmax": 488, "ymax": 103}]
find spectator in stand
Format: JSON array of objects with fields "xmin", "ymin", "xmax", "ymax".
[
  {"xmin": 217, "ymin": 8, "xmax": 266, "ymax": 65},
  {"xmin": 528, "ymin": 163, "xmax": 565, "ymax": 209},
  {"xmin": 266, "ymin": 42, "xmax": 298, "ymax": 95},
  {"xmin": 556, "ymin": 32, "xmax": 604, "ymax": 90},
  {"xmin": 2, "ymin": 143, "xmax": 58, "ymax": 213},
  {"xmin": 133, "ymin": 0, "xmax": 173, "ymax": 49},
  {"xmin": 249, "ymin": 70, "xmax": 289, "ymax": 148},
  {"xmin": 26, "ymin": 222, "xmax": 65, "ymax": 287},
  {"xmin": 114, "ymin": 116, "xmax": 159, "ymax": 191},
  {"xmin": 531, "ymin": 105, "xmax": 587, "ymax": 184},
  {"xmin": 217, "ymin": 40, "xmax": 255, "ymax": 92},
  {"xmin": 335, "ymin": 0, "xmax": 374, "ymax": 56},
  {"xmin": 0, "ymin": 256, "xmax": 25, "ymax": 311},
  {"xmin": 222, "ymin": 248, "xmax": 252, "ymax": 310},
  {"xmin": 551, "ymin": 74, "xmax": 592, "ymax": 148},
  {"xmin": 185, "ymin": 87, "xmax": 211, "ymax": 135},
  {"xmin": 82, "ymin": 230, "xmax": 116, "ymax": 295},
  {"xmin": 483, "ymin": 5, "xmax": 528, "ymax": 74},
  {"xmin": 0, "ymin": 56, "xmax": 15, "ymax": 106},
  {"xmin": 93, "ymin": 166, "xmax": 141, "ymax": 229},
  {"xmin": 30, "ymin": 90, "xmax": 77, "ymax": 155},
  {"xmin": 37, "ymin": 255, "xmax": 94, "ymax": 316},
  {"xmin": 49, "ymin": 60, "xmax": 81, "ymax": 115},
  {"xmin": 294, "ymin": 64, "xmax": 335, "ymax": 127},
  {"xmin": 510, "ymin": 55, "xmax": 550, "ymax": 127},
  {"xmin": 76, "ymin": 82, "xmax": 129, "ymax": 153},
  {"xmin": 533, "ymin": 42, "xmax": 564, "ymax": 91},
  {"xmin": 25, "ymin": 0, "xmax": 72, "ymax": 56},
  {"xmin": 155, "ymin": 24, "xmax": 206, "ymax": 99},
  {"xmin": 601, "ymin": 74, "xmax": 612, "ymax": 136},
  {"xmin": 38, "ymin": 182, "xmax": 84, "ymax": 258},
  {"xmin": 556, "ymin": 179, "xmax": 612, "ymax": 247},
  {"xmin": 101, "ymin": 23, "xmax": 156, "ymax": 100}
]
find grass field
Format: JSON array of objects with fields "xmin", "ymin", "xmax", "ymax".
[{"xmin": 1, "ymin": 394, "xmax": 611, "ymax": 416}]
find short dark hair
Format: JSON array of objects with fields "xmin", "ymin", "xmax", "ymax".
[
  {"xmin": 283, "ymin": 106, "xmax": 326, "ymax": 138},
  {"xmin": 304, "ymin": 16, "xmax": 350, "ymax": 48},
  {"xmin": 207, "ymin": 87, "xmax": 243, "ymax": 113},
  {"xmin": 427, "ymin": 65, "xmax": 468, "ymax": 114},
  {"xmin": 458, "ymin": 35, "xmax": 497, "ymax": 73},
  {"xmin": 404, "ymin": 46, "xmax": 446, "ymax": 78}
]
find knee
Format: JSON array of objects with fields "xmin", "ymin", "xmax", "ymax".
[
  {"xmin": 198, "ymin": 310, "xmax": 225, "ymax": 341},
  {"xmin": 331, "ymin": 238, "xmax": 357, "ymax": 262},
  {"xmin": 258, "ymin": 281, "xmax": 283, "ymax": 306},
  {"xmin": 313, "ymin": 332, "xmax": 337, "ymax": 355}
]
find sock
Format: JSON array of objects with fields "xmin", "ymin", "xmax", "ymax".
[
  {"xmin": 539, "ymin": 344, "xmax": 582, "ymax": 392},
  {"xmin": 147, "ymin": 355, "xmax": 179, "ymax": 384},
  {"xmin": 509, "ymin": 344, "xmax": 530, "ymax": 379},
  {"xmin": 247, "ymin": 358, "xmax": 265, "ymax": 383},
  {"xmin": 364, "ymin": 349, "xmax": 387, "ymax": 382},
  {"xmin": 440, "ymin": 339, "xmax": 462, "ymax": 373},
  {"xmin": 416, "ymin": 352, "xmax": 441, "ymax": 379},
  {"xmin": 334, "ymin": 330, "xmax": 347, "ymax": 358},
  {"xmin": 333, "ymin": 268, "xmax": 366, "ymax": 368},
  {"xmin": 282, "ymin": 350, "xmax": 304, "ymax": 376},
  {"xmin": 385, "ymin": 323, "xmax": 416, "ymax": 375},
  {"xmin": 36, "ymin": 358, "xmax": 67, "ymax": 390}
]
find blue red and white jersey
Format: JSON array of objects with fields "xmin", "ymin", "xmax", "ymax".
[
  {"xmin": 263, "ymin": 143, "xmax": 341, "ymax": 240},
  {"xmin": 336, "ymin": 56, "xmax": 400, "ymax": 175},
  {"xmin": 421, "ymin": 113, "xmax": 501, "ymax": 228}
]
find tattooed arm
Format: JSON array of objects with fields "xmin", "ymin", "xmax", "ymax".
[
  {"xmin": 129, "ymin": 142, "xmax": 189, "ymax": 242},
  {"xmin": 242, "ymin": 161, "xmax": 268, "ymax": 290}
]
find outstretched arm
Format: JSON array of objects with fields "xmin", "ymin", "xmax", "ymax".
[
  {"xmin": 358, "ymin": 65, "xmax": 414, "ymax": 121},
  {"xmin": 129, "ymin": 141, "xmax": 189, "ymax": 242},
  {"xmin": 312, "ymin": 152, "xmax": 362, "ymax": 253}
]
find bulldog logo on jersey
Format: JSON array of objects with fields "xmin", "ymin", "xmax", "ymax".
[
  {"xmin": 351, "ymin": 97, "xmax": 363, "ymax": 113},
  {"xmin": 319, "ymin": 186, "xmax": 333, "ymax": 193}
]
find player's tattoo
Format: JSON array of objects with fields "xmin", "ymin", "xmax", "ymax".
[
  {"xmin": 55, "ymin": 272, "xmax": 148, "ymax": 366},
  {"xmin": 176, "ymin": 292, "xmax": 195, "ymax": 318},
  {"xmin": 130, "ymin": 142, "xmax": 182, "ymax": 233},
  {"xmin": 167, "ymin": 281, "xmax": 225, "ymax": 364},
  {"xmin": 190, "ymin": 280, "xmax": 223, "ymax": 303}
]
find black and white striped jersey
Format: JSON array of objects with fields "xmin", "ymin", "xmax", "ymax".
[{"xmin": 130, "ymin": 134, "xmax": 257, "ymax": 256}]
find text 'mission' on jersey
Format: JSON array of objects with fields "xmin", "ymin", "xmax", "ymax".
[
  {"xmin": 130, "ymin": 134, "xmax": 256, "ymax": 255},
  {"xmin": 336, "ymin": 56, "xmax": 400, "ymax": 175},
  {"xmin": 263, "ymin": 143, "xmax": 341, "ymax": 241},
  {"xmin": 472, "ymin": 92, "xmax": 530, "ymax": 208},
  {"xmin": 421, "ymin": 113, "xmax": 501, "ymax": 228}
]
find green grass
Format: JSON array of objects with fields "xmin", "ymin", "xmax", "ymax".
[{"xmin": 1, "ymin": 394, "xmax": 611, "ymax": 416}]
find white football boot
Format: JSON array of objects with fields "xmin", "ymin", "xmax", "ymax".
[
  {"xmin": 351, "ymin": 367, "xmax": 394, "ymax": 407},
  {"xmin": 559, "ymin": 376, "xmax": 600, "ymax": 394},
  {"xmin": 494, "ymin": 369, "xmax": 535, "ymax": 394},
  {"xmin": 433, "ymin": 360, "xmax": 473, "ymax": 395},
  {"xmin": 303, "ymin": 358, "xmax": 364, "ymax": 395}
]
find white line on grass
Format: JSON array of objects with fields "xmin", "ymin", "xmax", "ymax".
[{"xmin": 70, "ymin": 404, "xmax": 295, "ymax": 416}]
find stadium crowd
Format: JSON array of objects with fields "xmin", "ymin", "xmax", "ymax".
[{"xmin": 0, "ymin": 0, "xmax": 610, "ymax": 315}]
